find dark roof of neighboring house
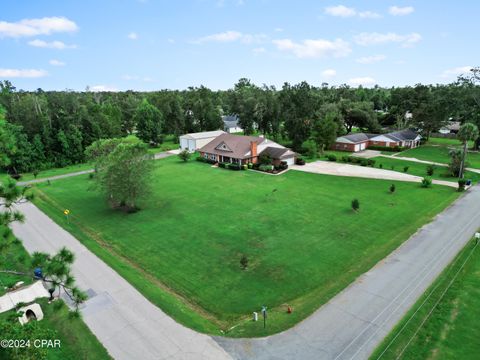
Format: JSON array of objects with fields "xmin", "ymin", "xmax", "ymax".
[
  {"xmin": 222, "ymin": 115, "xmax": 240, "ymax": 129},
  {"xmin": 199, "ymin": 133, "xmax": 265, "ymax": 159},
  {"xmin": 260, "ymin": 146, "xmax": 290, "ymax": 159},
  {"xmin": 384, "ymin": 129, "xmax": 420, "ymax": 141},
  {"xmin": 340, "ymin": 133, "xmax": 371, "ymax": 143}
]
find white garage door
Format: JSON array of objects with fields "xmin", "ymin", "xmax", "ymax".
[
  {"xmin": 188, "ymin": 139, "xmax": 196, "ymax": 152},
  {"xmin": 354, "ymin": 144, "xmax": 360, "ymax": 152},
  {"xmin": 180, "ymin": 138, "xmax": 189, "ymax": 150},
  {"xmin": 284, "ymin": 157, "xmax": 295, "ymax": 166},
  {"xmin": 360, "ymin": 142, "xmax": 366, "ymax": 150}
]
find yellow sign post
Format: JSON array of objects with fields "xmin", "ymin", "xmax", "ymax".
[{"xmin": 64, "ymin": 209, "xmax": 70, "ymax": 223}]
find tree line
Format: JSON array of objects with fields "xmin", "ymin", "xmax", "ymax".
[{"xmin": 1, "ymin": 69, "xmax": 479, "ymax": 174}]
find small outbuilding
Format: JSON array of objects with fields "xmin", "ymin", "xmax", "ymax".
[
  {"xmin": 222, "ymin": 115, "xmax": 243, "ymax": 133},
  {"xmin": 179, "ymin": 130, "xmax": 226, "ymax": 152},
  {"xmin": 18, "ymin": 303, "xmax": 44, "ymax": 325}
]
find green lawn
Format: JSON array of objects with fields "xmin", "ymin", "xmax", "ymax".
[
  {"xmin": 32, "ymin": 156, "xmax": 459, "ymax": 337},
  {"xmin": 397, "ymin": 145, "xmax": 480, "ymax": 169},
  {"xmin": 371, "ymin": 157, "xmax": 480, "ymax": 183},
  {"xmin": 371, "ymin": 238, "xmax": 480, "ymax": 360},
  {"xmin": 0, "ymin": 237, "xmax": 32, "ymax": 296}
]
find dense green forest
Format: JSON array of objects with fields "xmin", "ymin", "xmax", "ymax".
[{"xmin": 1, "ymin": 71, "xmax": 479, "ymax": 174}]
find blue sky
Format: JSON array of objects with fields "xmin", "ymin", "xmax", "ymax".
[{"xmin": 1, "ymin": 0, "xmax": 478, "ymax": 91}]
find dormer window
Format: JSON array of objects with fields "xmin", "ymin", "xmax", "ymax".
[{"xmin": 215, "ymin": 142, "xmax": 233, "ymax": 152}]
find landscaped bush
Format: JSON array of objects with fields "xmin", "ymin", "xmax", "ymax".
[
  {"xmin": 360, "ymin": 159, "xmax": 368, "ymax": 166},
  {"xmin": 242, "ymin": 164, "xmax": 247, "ymax": 170},
  {"xmin": 348, "ymin": 156, "xmax": 361, "ymax": 164},
  {"xmin": 426, "ymin": 164, "xmax": 435, "ymax": 176},
  {"xmin": 247, "ymin": 162, "xmax": 253, "ymax": 169},
  {"xmin": 403, "ymin": 166, "xmax": 409, "ymax": 173},
  {"xmin": 421, "ymin": 177, "xmax": 432, "ymax": 188},
  {"xmin": 196, "ymin": 156, "xmax": 205, "ymax": 162},
  {"xmin": 327, "ymin": 154, "xmax": 337, "ymax": 162},
  {"xmin": 219, "ymin": 162, "xmax": 226, "ymax": 168},
  {"xmin": 259, "ymin": 164, "xmax": 274, "ymax": 172},
  {"xmin": 458, "ymin": 178, "xmax": 467, "ymax": 192},
  {"xmin": 227, "ymin": 163, "xmax": 241, "ymax": 170},
  {"xmin": 379, "ymin": 163, "xmax": 383, "ymax": 169},
  {"xmin": 341, "ymin": 156, "xmax": 349, "ymax": 162},
  {"xmin": 367, "ymin": 159, "xmax": 376, "ymax": 167},
  {"xmin": 351, "ymin": 198, "xmax": 360, "ymax": 211},
  {"xmin": 390, "ymin": 184, "xmax": 396, "ymax": 194},
  {"xmin": 367, "ymin": 145, "xmax": 407, "ymax": 152},
  {"xmin": 296, "ymin": 157, "xmax": 306, "ymax": 165}
]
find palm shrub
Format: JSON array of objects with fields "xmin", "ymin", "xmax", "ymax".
[
  {"xmin": 458, "ymin": 178, "xmax": 467, "ymax": 192},
  {"xmin": 390, "ymin": 184, "xmax": 396, "ymax": 194},
  {"xmin": 421, "ymin": 177, "xmax": 432, "ymax": 188},
  {"xmin": 403, "ymin": 166, "xmax": 409, "ymax": 173},
  {"xmin": 178, "ymin": 149, "xmax": 191, "ymax": 162}
]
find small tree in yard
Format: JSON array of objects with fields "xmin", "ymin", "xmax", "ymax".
[
  {"xmin": 351, "ymin": 199, "xmax": 360, "ymax": 212},
  {"xmin": 426, "ymin": 164, "xmax": 435, "ymax": 176},
  {"xmin": 390, "ymin": 184, "xmax": 396, "ymax": 194},
  {"xmin": 458, "ymin": 123, "xmax": 479, "ymax": 178},
  {"xmin": 178, "ymin": 149, "xmax": 191, "ymax": 162},
  {"xmin": 458, "ymin": 178, "xmax": 467, "ymax": 192},
  {"xmin": 240, "ymin": 255, "xmax": 249, "ymax": 270},
  {"xmin": 403, "ymin": 166, "xmax": 409, "ymax": 173}
]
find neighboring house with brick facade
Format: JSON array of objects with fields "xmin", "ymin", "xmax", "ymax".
[
  {"xmin": 198, "ymin": 133, "xmax": 296, "ymax": 165},
  {"xmin": 334, "ymin": 129, "xmax": 421, "ymax": 152}
]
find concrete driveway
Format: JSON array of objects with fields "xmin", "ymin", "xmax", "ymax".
[{"xmin": 291, "ymin": 161, "xmax": 457, "ymax": 188}]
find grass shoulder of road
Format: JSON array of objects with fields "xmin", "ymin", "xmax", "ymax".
[
  {"xmin": 31, "ymin": 156, "xmax": 460, "ymax": 337},
  {"xmin": 371, "ymin": 157, "xmax": 480, "ymax": 183},
  {"xmin": 370, "ymin": 237, "xmax": 480, "ymax": 360},
  {"xmin": 0, "ymin": 229, "xmax": 110, "ymax": 359},
  {"xmin": 397, "ymin": 145, "xmax": 480, "ymax": 169}
]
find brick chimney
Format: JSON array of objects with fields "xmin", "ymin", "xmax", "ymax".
[{"xmin": 250, "ymin": 141, "xmax": 258, "ymax": 163}]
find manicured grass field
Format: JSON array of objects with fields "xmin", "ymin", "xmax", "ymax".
[
  {"xmin": 371, "ymin": 238, "xmax": 480, "ymax": 360},
  {"xmin": 0, "ymin": 235, "xmax": 32, "ymax": 296},
  {"xmin": 397, "ymin": 145, "xmax": 480, "ymax": 169},
  {"xmin": 371, "ymin": 157, "xmax": 480, "ymax": 183},
  {"xmin": 33, "ymin": 157, "xmax": 459, "ymax": 337}
]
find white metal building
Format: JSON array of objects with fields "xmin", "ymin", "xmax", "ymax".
[{"xmin": 179, "ymin": 130, "xmax": 226, "ymax": 152}]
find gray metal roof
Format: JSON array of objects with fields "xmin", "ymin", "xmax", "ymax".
[
  {"xmin": 384, "ymin": 129, "xmax": 420, "ymax": 141},
  {"xmin": 222, "ymin": 115, "xmax": 240, "ymax": 129}
]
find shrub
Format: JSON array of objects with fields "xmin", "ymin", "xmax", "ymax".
[
  {"xmin": 242, "ymin": 164, "xmax": 247, "ymax": 170},
  {"xmin": 219, "ymin": 162, "xmax": 226, "ymax": 168},
  {"xmin": 391, "ymin": 165, "xmax": 395, "ymax": 171},
  {"xmin": 178, "ymin": 149, "xmax": 191, "ymax": 162},
  {"xmin": 360, "ymin": 159, "xmax": 368, "ymax": 166},
  {"xmin": 341, "ymin": 156, "xmax": 349, "ymax": 163},
  {"xmin": 88, "ymin": 173, "xmax": 95, "ymax": 180},
  {"xmin": 458, "ymin": 178, "xmax": 467, "ymax": 192},
  {"xmin": 403, "ymin": 166, "xmax": 409, "ymax": 173},
  {"xmin": 390, "ymin": 184, "xmax": 396, "ymax": 194},
  {"xmin": 240, "ymin": 255, "xmax": 248, "ymax": 270},
  {"xmin": 296, "ymin": 157, "xmax": 306, "ymax": 165},
  {"xmin": 196, "ymin": 156, "xmax": 205, "ymax": 162},
  {"xmin": 228, "ymin": 163, "xmax": 241, "ymax": 170},
  {"xmin": 421, "ymin": 177, "xmax": 432, "ymax": 188},
  {"xmin": 351, "ymin": 198, "xmax": 360, "ymax": 211},
  {"xmin": 33, "ymin": 170, "xmax": 39, "ymax": 179},
  {"xmin": 379, "ymin": 163, "xmax": 383, "ymax": 169},
  {"xmin": 327, "ymin": 154, "xmax": 337, "ymax": 162},
  {"xmin": 367, "ymin": 159, "xmax": 376, "ymax": 167},
  {"xmin": 259, "ymin": 164, "xmax": 274, "ymax": 172},
  {"xmin": 426, "ymin": 164, "xmax": 435, "ymax": 176},
  {"xmin": 247, "ymin": 162, "xmax": 253, "ymax": 169},
  {"xmin": 349, "ymin": 156, "xmax": 361, "ymax": 164}
]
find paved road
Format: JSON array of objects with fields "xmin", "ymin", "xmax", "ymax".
[
  {"xmin": 291, "ymin": 161, "xmax": 457, "ymax": 188},
  {"xmin": 11, "ymin": 201, "xmax": 232, "ymax": 360},
  {"xmin": 214, "ymin": 186, "xmax": 480, "ymax": 359},
  {"xmin": 10, "ymin": 185, "xmax": 480, "ymax": 359}
]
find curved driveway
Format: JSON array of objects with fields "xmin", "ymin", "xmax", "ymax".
[{"xmin": 11, "ymin": 186, "xmax": 480, "ymax": 359}]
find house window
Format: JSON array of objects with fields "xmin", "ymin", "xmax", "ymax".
[
  {"xmin": 204, "ymin": 153, "xmax": 208, "ymax": 159},
  {"xmin": 210, "ymin": 154, "xmax": 216, "ymax": 160}
]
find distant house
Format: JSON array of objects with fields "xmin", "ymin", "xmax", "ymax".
[
  {"xmin": 222, "ymin": 115, "xmax": 243, "ymax": 133},
  {"xmin": 439, "ymin": 121, "xmax": 461, "ymax": 134},
  {"xmin": 179, "ymin": 130, "xmax": 226, "ymax": 152},
  {"xmin": 334, "ymin": 129, "xmax": 421, "ymax": 152},
  {"xmin": 198, "ymin": 133, "xmax": 296, "ymax": 165}
]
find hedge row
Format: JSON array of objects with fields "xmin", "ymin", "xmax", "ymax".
[{"xmin": 367, "ymin": 145, "xmax": 407, "ymax": 152}]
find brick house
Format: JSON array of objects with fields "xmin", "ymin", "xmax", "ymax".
[
  {"xmin": 334, "ymin": 129, "xmax": 421, "ymax": 152},
  {"xmin": 198, "ymin": 133, "xmax": 296, "ymax": 165}
]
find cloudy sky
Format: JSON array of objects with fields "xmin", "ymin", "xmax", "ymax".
[{"xmin": 1, "ymin": 0, "xmax": 477, "ymax": 91}]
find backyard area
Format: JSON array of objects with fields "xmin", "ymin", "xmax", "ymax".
[
  {"xmin": 32, "ymin": 156, "xmax": 460, "ymax": 337},
  {"xmin": 371, "ymin": 238, "xmax": 480, "ymax": 360}
]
